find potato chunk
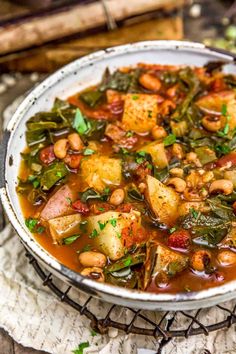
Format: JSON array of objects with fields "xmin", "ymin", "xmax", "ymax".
[
  {"xmin": 48, "ymin": 214, "xmax": 81, "ymax": 244},
  {"xmin": 40, "ymin": 185, "xmax": 76, "ymax": 221},
  {"xmin": 153, "ymin": 244, "xmax": 189, "ymax": 276},
  {"xmin": 138, "ymin": 142, "xmax": 168, "ymax": 169},
  {"xmin": 121, "ymin": 93, "xmax": 157, "ymax": 133},
  {"xmin": 146, "ymin": 175, "xmax": 179, "ymax": 226},
  {"xmin": 86, "ymin": 211, "xmax": 141, "ymax": 260},
  {"xmin": 80, "ymin": 155, "xmax": 122, "ymax": 192},
  {"xmin": 196, "ymin": 90, "xmax": 236, "ymax": 131}
]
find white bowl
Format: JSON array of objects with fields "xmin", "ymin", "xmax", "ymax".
[{"xmin": 1, "ymin": 40, "xmax": 236, "ymax": 310}]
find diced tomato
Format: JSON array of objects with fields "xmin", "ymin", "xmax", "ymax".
[
  {"xmin": 72, "ymin": 200, "xmax": 89, "ymax": 215},
  {"xmin": 211, "ymin": 78, "xmax": 226, "ymax": 92},
  {"xmin": 116, "ymin": 203, "xmax": 133, "ymax": 213},
  {"xmin": 39, "ymin": 145, "xmax": 56, "ymax": 165},
  {"xmin": 135, "ymin": 162, "xmax": 152, "ymax": 180},
  {"xmin": 167, "ymin": 229, "xmax": 190, "ymax": 250},
  {"xmin": 121, "ymin": 224, "xmax": 147, "ymax": 248},
  {"xmin": 215, "ymin": 152, "xmax": 236, "ymax": 168},
  {"xmin": 64, "ymin": 154, "xmax": 82, "ymax": 169}
]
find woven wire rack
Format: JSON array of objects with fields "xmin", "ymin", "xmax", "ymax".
[{"xmin": 24, "ymin": 249, "xmax": 236, "ymax": 353}]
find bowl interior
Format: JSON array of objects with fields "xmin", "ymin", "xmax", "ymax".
[{"xmin": 3, "ymin": 41, "xmax": 236, "ymax": 308}]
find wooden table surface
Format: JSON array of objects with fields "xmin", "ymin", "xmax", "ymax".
[{"xmin": 0, "ymin": 0, "xmax": 231, "ymax": 352}]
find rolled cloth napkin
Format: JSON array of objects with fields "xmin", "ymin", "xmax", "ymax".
[{"xmin": 0, "ymin": 84, "xmax": 236, "ymax": 354}]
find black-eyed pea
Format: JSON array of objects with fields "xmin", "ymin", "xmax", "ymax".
[
  {"xmin": 151, "ymin": 125, "xmax": 167, "ymax": 140},
  {"xmin": 169, "ymin": 168, "xmax": 184, "ymax": 178},
  {"xmin": 217, "ymin": 250, "xmax": 236, "ymax": 266},
  {"xmin": 191, "ymin": 250, "xmax": 211, "ymax": 272},
  {"xmin": 139, "ymin": 73, "xmax": 161, "ymax": 91},
  {"xmin": 202, "ymin": 115, "xmax": 222, "ymax": 132},
  {"xmin": 166, "ymin": 177, "xmax": 186, "ymax": 193},
  {"xmin": 78, "ymin": 251, "xmax": 107, "ymax": 268},
  {"xmin": 68, "ymin": 133, "xmax": 83, "ymax": 151},
  {"xmin": 53, "ymin": 138, "xmax": 69, "ymax": 159},
  {"xmin": 209, "ymin": 179, "xmax": 233, "ymax": 195},
  {"xmin": 109, "ymin": 188, "xmax": 125, "ymax": 206},
  {"xmin": 80, "ymin": 267, "xmax": 105, "ymax": 282}
]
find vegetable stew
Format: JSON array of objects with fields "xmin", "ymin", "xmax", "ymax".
[{"xmin": 17, "ymin": 63, "xmax": 236, "ymax": 294}]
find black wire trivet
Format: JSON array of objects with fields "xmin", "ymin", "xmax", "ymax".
[{"xmin": 25, "ymin": 250, "xmax": 236, "ymax": 353}]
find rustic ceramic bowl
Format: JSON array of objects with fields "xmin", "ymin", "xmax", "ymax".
[{"xmin": 1, "ymin": 40, "xmax": 236, "ymax": 311}]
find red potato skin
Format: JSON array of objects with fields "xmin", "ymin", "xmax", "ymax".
[
  {"xmin": 40, "ymin": 184, "xmax": 76, "ymax": 221},
  {"xmin": 39, "ymin": 145, "xmax": 56, "ymax": 165},
  {"xmin": 215, "ymin": 152, "xmax": 236, "ymax": 168}
]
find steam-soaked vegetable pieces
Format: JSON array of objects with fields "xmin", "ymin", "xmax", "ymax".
[{"xmin": 17, "ymin": 62, "xmax": 236, "ymax": 294}]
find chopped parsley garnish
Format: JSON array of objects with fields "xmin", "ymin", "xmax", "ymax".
[
  {"xmin": 190, "ymin": 207, "xmax": 198, "ymax": 219},
  {"xmin": 169, "ymin": 226, "xmax": 177, "ymax": 234},
  {"xmin": 73, "ymin": 108, "xmax": 89, "ymax": 135},
  {"xmin": 120, "ymin": 147, "xmax": 129, "ymax": 155},
  {"xmin": 63, "ymin": 234, "xmax": 81, "ymax": 245},
  {"xmin": 126, "ymin": 131, "xmax": 134, "ymax": 137},
  {"xmin": 90, "ymin": 329, "xmax": 97, "ymax": 337},
  {"xmin": 132, "ymin": 95, "xmax": 139, "ymax": 100},
  {"xmin": 124, "ymin": 256, "xmax": 132, "ymax": 267},
  {"xmin": 37, "ymin": 226, "xmax": 46, "ymax": 234},
  {"xmin": 163, "ymin": 134, "xmax": 176, "ymax": 146},
  {"xmin": 116, "ymin": 232, "xmax": 122, "ymax": 239},
  {"xmin": 217, "ymin": 104, "xmax": 231, "ymax": 137},
  {"xmin": 110, "ymin": 218, "xmax": 117, "ymax": 227},
  {"xmin": 66, "ymin": 197, "xmax": 72, "ymax": 205},
  {"xmin": 98, "ymin": 207, "xmax": 105, "ymax": 212},
  {"xmin": 79, "ymin": 244, "xmax": 92, "ymax": 253},
  {"xmin": 89, "ymin": 229, "xmax": 99, "ymax": 239},
  {"xmin": 33, "ymin": 179, "xmax": 40, "ymax": 188},
  {"xmin": 83, "ymin": 148, "xmax": 95, "ymax": 156},
  {"xmin": 147, "ymin": 110, "xmax": 153, "ymax": 118},
  {"xmin": 98, "ymin": 220, "xmax": 107, "ymax": 230},
  {"xmin": 25, "ymin": 217, "xmax": 45, "ymax": 234},
  {"xmin": 72, "ymin": 341, "xmax": 90, "ymax": 354},
  {"xmin": 221, "ymin": 103, "xmax": 227, "ymax": 116}
]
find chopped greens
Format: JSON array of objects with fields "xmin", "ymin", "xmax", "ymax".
[{"xmin": 63, "ymin": 235, "xmax": 81, "ymax": 245}]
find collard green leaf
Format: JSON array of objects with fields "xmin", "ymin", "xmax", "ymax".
[
  {"xmin": 99, "ymin": 69, "xmax": 131, "ymax": 92},
  {"xmin": 80, "ymin": 90, "xmax": 103, "ymax": 107},
  {"xmin": 106, "ymin": 252, "xmax": 145, "ymax": 273},
  {"xmin": 40, "ymin": 162, "xmax": 68, "ymax": 190},
  {"xmin": 73, "ymin": 108, "xmax": 89, "ymax": 135}
]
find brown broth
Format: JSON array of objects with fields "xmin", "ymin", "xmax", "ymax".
[{"xmin": 17, "ymin": 64, "xmax": 236, "ymax": 294}]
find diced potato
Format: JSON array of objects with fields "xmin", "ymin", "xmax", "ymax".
[
  {"xmin": 80, "ymin": 155, "xmax": 122, "ymax": 192},
  {"xmin": 40, "ymin": 185, "xmax": 76, "ymax": 221},
  {"xmin": 196, "ymin": 90, "xmax": 236, "ymax": 131},
  {"xmin": 48, "ymin": 214, "xmax": 81, "ymax": 244},
  {"xmin": 138, "ymin": 141, "xmax": 168, "ymax": 169},
  {"xmin": 153, "ymin": 244, "xmax": 189, "ymax": 276},
  {"xmin": 146, "ymin": 175, "xmax": 180, "ymax": 226},
  {"xmin": 178, "ymin": 201, "xmax": 210, "ymax": 217},
  {"xmin": 224, "ymin": 170, "xmax": 236, "ymax": 188},
  {"xmin": 86, "ymin": 211, "xmax": 141, "ymax": 260},
  {"xmin": 121, "ymin": 93, "xmax": 157, "ymax": 133}
]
